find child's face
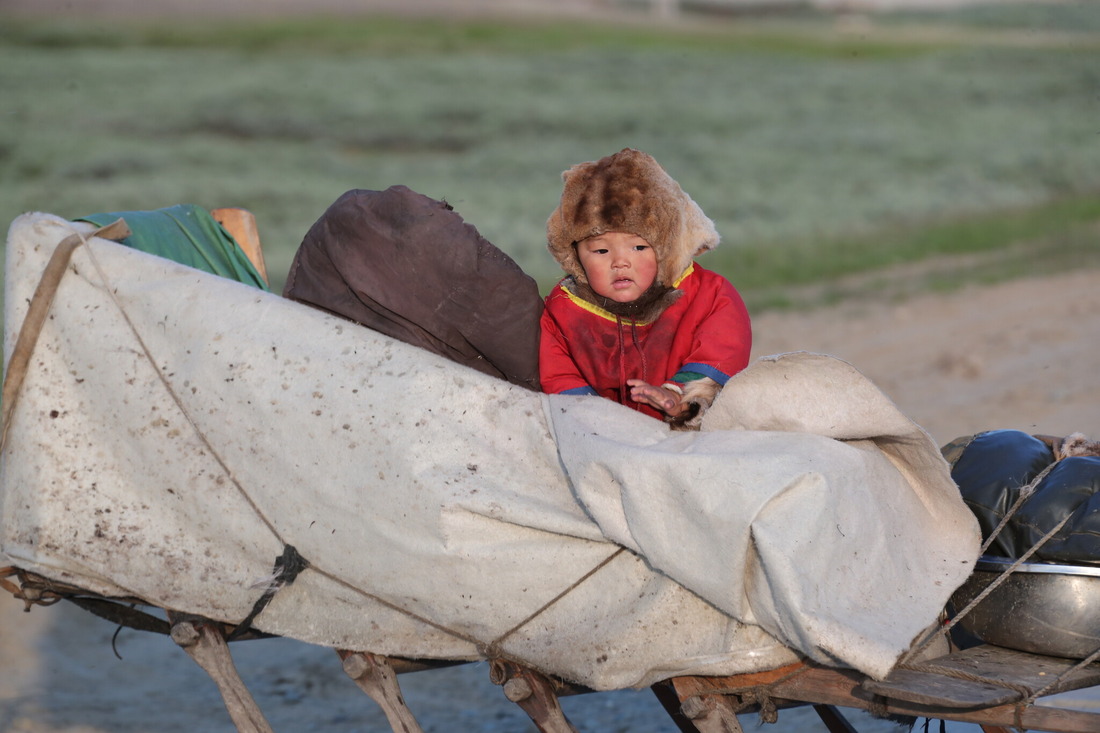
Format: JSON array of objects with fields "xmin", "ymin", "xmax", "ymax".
[{"xmin": 577, "ymin": 232, "xmax": 658, "ymax": 303}]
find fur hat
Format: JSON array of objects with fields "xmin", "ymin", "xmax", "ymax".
[{"xmin": 546, "ymin": 149, "xmax": 719, "ymax": 294}]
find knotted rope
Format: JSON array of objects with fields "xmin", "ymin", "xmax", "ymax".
[
  {"xmin": 674, "ymin": 660, "xmax": 813, "ymax": 725},
  {"xmin": 896, "ymin": 450, "xmax": 1094, "ymax": 731},
  {"xmin": 903, "ymin": 459, "xmax": 1067, "ymax": 665}
]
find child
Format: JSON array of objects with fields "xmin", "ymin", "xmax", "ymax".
[{"xmin": 540, "ymin": 148, "xmax": 752, "ymax": 428}]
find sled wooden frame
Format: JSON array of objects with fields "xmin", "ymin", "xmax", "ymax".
[
  {"xmin": 5, "ymin": 568, "xmax": 1100, "ymax": 733},
  {"xmin": 5, "ymin": 209, "xmax": 1100, "ymax": 733}
]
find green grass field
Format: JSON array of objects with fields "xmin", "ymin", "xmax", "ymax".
[{"xmin": 2, "ymin": 2, "xmax": 1098, "ymax": 310}]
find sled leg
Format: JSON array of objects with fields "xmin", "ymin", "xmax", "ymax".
[
  {"xmin": 490, "ymin": 661, "xmax": 579, "ymax": 733},
  {"xmin": 660, "ymin": 676, "xmax": 746, "ymax": 733},
  {"xmin": 337, "ymin": 650, "xmax": 424, "ymax": 733},
  {"xmin": 651, "ymin": 680, "xmax": 707, "ymax": 732},
  {"xmin": 678, "ymin": 694, "xmax": 746, "ymax": 733},
  {"xmin": 814, "ymin": 704, "xmax": 858, "ymax": 733},
  {"xmin": 168, "ymin": 614, "xmax": 273, "ymax": 733}
]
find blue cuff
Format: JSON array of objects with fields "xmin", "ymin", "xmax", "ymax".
[
  {"xmin": 561, "ymin": 386, "xmax": 598, "ymax": 396},
  {"xmin": 680, "ymin": 362, "xmax": 732, "ymax": 386}
]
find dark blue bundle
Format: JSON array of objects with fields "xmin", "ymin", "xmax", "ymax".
[{"xmin": 949, "ymin": 429, "xmax": 1100, "ymax": 564}]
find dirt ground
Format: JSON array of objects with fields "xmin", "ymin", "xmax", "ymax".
[
  {"xmin": 750, "ymin": 267, "xmax": 1100, "ymax": 446},
  {"xmin": 2, "ymin": 267, "xmax": 1098, "ymax": 732}
]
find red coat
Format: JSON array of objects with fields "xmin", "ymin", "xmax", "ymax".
[{"xmin": 540, "ymin": 264, "xmax": 752, "ymax": 419}]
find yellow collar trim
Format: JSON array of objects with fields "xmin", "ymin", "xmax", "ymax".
[
  {"xmin": 561, "ymin": 264, "xmax": 694, "ymax": 324},
  {"xmin": 672, "ymin": 263, "xmax": 694, "ymax": 288}
]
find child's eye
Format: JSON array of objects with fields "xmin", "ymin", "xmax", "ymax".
[
  {"xmin": 592, "ymin": 248, "xmax": 609, "ymax": 255},
  {"xmin": 633, "ymin": 245, "xmax": 649, "ymax": 252}
]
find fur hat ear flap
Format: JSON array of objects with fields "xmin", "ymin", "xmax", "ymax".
[
  {"xmin": 545, "ymin": 161, "xmax": 594, "ymax": 285},
  {"xmin": 680, "ymin": 194, "xmax": 720, "ymax": 260},
  {"xmin": 546, "ymin": 149, "xmax": 719, "ymax": 289}
]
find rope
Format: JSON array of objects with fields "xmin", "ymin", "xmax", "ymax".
[
  {"xmin": 978, "ymin": 460, "xmax": 1058, "ymax": 556},
  {"xmin": 309, "ymin": 547, "xmax": 630, "ymax": 661},
  {"xmin": 895, "ymin": 661, "xmax": 1034, "ymax": 702},
  {"xmin": 68, "ymin": 596, "xmax": 172, "ymax": 635},
  {"xmin": 677, "ymin": 659, "xmax": 814, "ymax": 724},
  {"xmin": 78, "ymin": 241, "xmax": 479, "ymax": 643},
  {"xmin": 310, "ymin": 567, "xmax": 485, "ymax": 648},
  {"xmin": 904, "ymin": 510, "xmax": 1074, "ymax": 664},
  {"xmin": 902, "ymin": 458, "xmax": 1069, "ymax": 664},
  {"xmin": 0, "ymin": 219, "xmax": 130, "ymax": 454},
  {"xmin": 616, "ymin": 315, "xmax": 628, "ymax": 405},
  {"xmin": 629, "ymin": 320, "xmax": 647, "ymax": 386},
  {"xmin": 1027, "ymin": 642, "xmax": 1100, "ymax": 703},
  {"xmin": 738, "ymin": 662, "xmax": 812, "ymax": 724},
  {"xmin": 899, "ymin": 438, "xmax": 1094, "ymax": 731},
  {"xmin": 485, "ymin": 547, "xmax": 625, "ymax": 658},
  {"xmin": 226, "ymin": 544, "xmax": 310, "ymax": 641},
  {"xmin": 9, "ymin": 226, "xmax": 645, "ymax": 670},
  {"xmin": 79, "ymin": 236, "xmax": 324, "ymax": 636},
  {"xmin": 83, "ymin": 241, "xmax": 288, "ymax": 544}
]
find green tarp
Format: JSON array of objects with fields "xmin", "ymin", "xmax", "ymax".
[{"xmin": 77, "ymin": 204, "xmax": 269, "ymax": 291}]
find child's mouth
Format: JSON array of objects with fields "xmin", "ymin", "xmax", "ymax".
[{"xmin": 613, "ymin": 278, "xmax": 634, "ymax": 289}]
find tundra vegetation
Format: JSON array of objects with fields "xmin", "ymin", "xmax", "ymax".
[{"xmin": 0, "ymin": 1, "xmax": 1097, "ymax": 316}]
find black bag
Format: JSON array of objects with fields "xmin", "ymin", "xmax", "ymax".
[{"xmin": 948, "ymin": 429, "xmax": 1100, "ymax": 564}]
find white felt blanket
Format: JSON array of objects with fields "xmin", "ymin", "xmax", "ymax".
[{"xmin": 1, "ymin": 213, "xmax": 980, "ymax": 689}]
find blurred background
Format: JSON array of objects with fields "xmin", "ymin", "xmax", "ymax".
[
  {"xmin": 1, "ymin": 1, "xmax": 1098, "ymax": 732},
  {"xmin": 2, "ymin": 0, "xmax": 1098, "ymax": 306}
]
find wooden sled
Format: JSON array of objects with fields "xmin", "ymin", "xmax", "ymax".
[
  {"xmin": 3, "ymin": 208, "xmax": 1099, "ymax": 733},
  {"xmin": 4, "ymin": 563, "xmax": 1100, "ymax": 733}
]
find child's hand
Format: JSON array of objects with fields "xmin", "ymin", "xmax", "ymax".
[{"xmin": 626, "ymin": 379, "xmax": 687, "ymax": 418}]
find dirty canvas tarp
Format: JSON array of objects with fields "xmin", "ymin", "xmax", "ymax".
[{"xmin": 1, "ymin": 213, "xmax": 980, "ymax": 689}]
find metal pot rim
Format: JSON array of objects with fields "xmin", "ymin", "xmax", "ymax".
[{"xmin": 976, "ymin": 555, "xmax": 1100, "ymax": 577}]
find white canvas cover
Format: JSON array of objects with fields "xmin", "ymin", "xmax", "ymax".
[{"xmin": 1, "ymin": 213, "xmax": 980, "ymax": 689}]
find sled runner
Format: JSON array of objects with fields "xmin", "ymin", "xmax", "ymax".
[{"xmin": 3, "ymin": 207, "xmax": 1099, "ymax": 733}]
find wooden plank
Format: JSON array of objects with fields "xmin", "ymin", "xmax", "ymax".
[
  {"xmin": 665, "ymin": 664, "xmax": 810, "ymax": 731},
  {"xmin": 921, "ymin": 645, "xmax": 1100, "ymax": 693},
  {"xmin": 862, "ymin": 666, "xmax": 1017, "ymax": 707},
  {"xmin": 666, "ymin": 661, "xmax": 809, "ymax": 699},
  {"xmin": 759, "ymin": 663, "xmax": 1100, "ymax": 733},
  {"xmin": 862, "ymin": 645, "xmax": 1100, "ymax": 709},
  {"xmin": 666, "ymin": 649, "xmax": 1100, "ymax": 733}
]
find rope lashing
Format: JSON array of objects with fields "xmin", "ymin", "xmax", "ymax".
[
  {"xmin": 0, "ymin": 219, "xmax": 130, "ymax": 454},
  {"xmin": 76, "ymin": 237, "xmax": 488, "ymax": 649},
  {"xmin": 904, "ymin": 510, "xmax": 1074, "ymax": 664},
  {"xmin": 903, "ymin": 458, "xmax": 1070, "ymax": 664},
  {"xmin": 978, "ymin": 459, "xmax": 1059, "ymax": 557},
  {"xmin": 11, "ymin": 223, "xmax": 637, "ymax": 669},
  {"xmin": 1026, "ymin": 642, "xmax": 1100, "ymax": 704},
  {"xmin": 228, "ymin": 544, "xmax": 310, "ymax": 641},
  {"xmin": 484, "ymin": 547, "xmax": 625, "ymax": 659},
  {"xmin": 676, "ymin": 660, "xmax": 813, "ymax": 725}
]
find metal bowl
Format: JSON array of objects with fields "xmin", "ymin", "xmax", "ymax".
[{"xmin": 950, "ymin": 556, "xmax": 1100, "ymax": 659}]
